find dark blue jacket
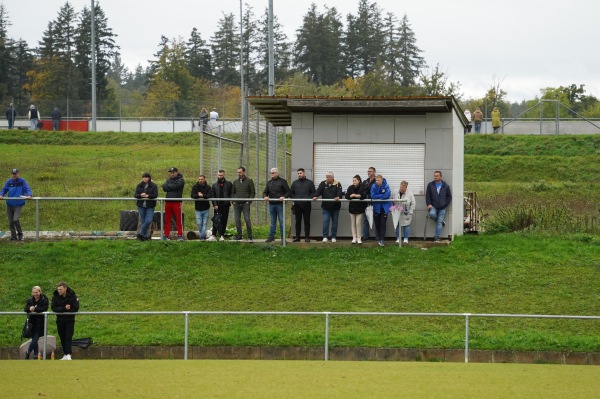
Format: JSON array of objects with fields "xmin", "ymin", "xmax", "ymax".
[
  {"xmin": 1, "ymin": 177, "xmax": 32, "ymax": 207},
  {"xmin": 426, "ymin": 180, "xmax": 452, "ymax": 210},
  {"xmin": 134, "ymin": 180, "xmax": 158, "ymax": 208}
]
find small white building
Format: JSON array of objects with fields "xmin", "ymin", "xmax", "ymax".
[{"xmin": 248, "ymin": 96, "xmax": 467, "ymax": 240}]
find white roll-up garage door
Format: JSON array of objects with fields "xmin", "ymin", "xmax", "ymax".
[{"xmin": 313, "ymin": 144, "xmax": 425, "ymax": 194}]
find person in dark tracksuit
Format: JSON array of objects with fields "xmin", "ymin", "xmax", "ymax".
[
  {"xmin": 51, "ymin": 282, "xmax": 79, "ymax": 360},
  {"xmin": 289, "ymin": 168, "xmax": 315, "ymax": 242}
]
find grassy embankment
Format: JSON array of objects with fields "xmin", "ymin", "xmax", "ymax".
[{"xmin": 0, "ymin": 132, "xmax": 599, "ymax": 351}]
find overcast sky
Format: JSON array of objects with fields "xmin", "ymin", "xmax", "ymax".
[{"xmin": 3, "ymin": 0, "xmax": 599, "ymax": 102}]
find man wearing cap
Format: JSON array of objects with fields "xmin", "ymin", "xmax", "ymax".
[
  {"xmin": 0, "ymin": 169, "xmax": 33, "ymax": 241},
  {"xmin": 28, "ymin": 105, "xmax": 40, "ymax": 131},
  {"xmin": 5, "ymin": 103, "xmax": 17, "ymax": 129},
  {"xmin": 162, "ymin": 167, "xmax": 185, "ymax": 241}
]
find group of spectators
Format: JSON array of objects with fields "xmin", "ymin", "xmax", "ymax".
[
  {"xmin": 132, "ymin": 166, "xmax": 451, "ymax": 245},
  {"xmin": 5, "ymin": 104, "xmax": 62, "ymax": 131},
  {"xmin": 23, "ymin": 282, "xmax": 79, "ymax": 360}
]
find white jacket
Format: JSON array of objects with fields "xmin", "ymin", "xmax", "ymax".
[{"xmin": 392, "ymin": 189, "xmax": 415, "ymax": 226}]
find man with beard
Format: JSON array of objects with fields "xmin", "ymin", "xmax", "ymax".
[
  {"xmin": 211, "ymin": 170, "xmax": 232, "ymax": 241},
  {"xmin": 289, "ymin": 168, "xmax": 315, "ymax": 242},
  {"xmin": 162, "ymin": 167, "xmax": 185, "ymax": 241},
  {"xmin": 51, "ymin": 282, "xmax": 79, "ymax": 360}
]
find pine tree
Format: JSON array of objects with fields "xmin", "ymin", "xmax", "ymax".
[
  {"xmin": 256, "ymin": 7, "xmax": 292, "ymax": 94},
  {"xmin": 343, "ymin": 0, "xmax": 384, "ymax": 78},
  {"xmin": 395, "ymin": 13, "xmax": 425, "ymax": 88},
  {"xmin": 0, "ymin": 3, "xmax": 13, "ymax": 103},
  {"xmin": 240, "ymin": 4, "xmax": 258, "ymax": 94},
  {"xmin": 186, "ymin": 28, "xmax": 212, "ymax": 80},
  {"xmin": 211, "ymin": 12, "xmax": 240, "ymax": 86}
]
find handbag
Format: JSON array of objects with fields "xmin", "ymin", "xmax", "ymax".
[{"xmin": 21, "ymin": 317, "xmax": 33, "ymax": 339}]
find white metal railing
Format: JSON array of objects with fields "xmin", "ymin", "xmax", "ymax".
[
  {"xmin": 3, "ymin": 197, "xmax": 406, "ymax": 247},
  {"xmin": 3, "ymin": 311, "xmax": 598, "ymax": 362}
]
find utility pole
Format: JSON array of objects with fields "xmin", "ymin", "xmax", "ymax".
[{"xmin": 91, "ymin": 0, "xmax": 97, "ymax": 131}]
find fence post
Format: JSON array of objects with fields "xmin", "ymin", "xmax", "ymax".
[
  {"xmin": 160, "ymin": 200, "xmax": 165, "ymax": 239},
  {"xmin": 465, "ymin": 313, "xmax": 470, "ymax": 363},
  {"xmin": 184, "ymin": 311, "xmax": 189, "ymax": 360},
  {"xmin": 324, "ymin": 312, "xmax": 330, "ymax": 361},
  {"xmin": 282, "ymin": 199, "xmax": 286, "ymax": 247},
  {"xmin": 42, "ymin": 313, "xmax": 48, "ymax": 360},
  {"xmin": 35, "ymin": 199, "xmax": 40, "ymax": 242}
]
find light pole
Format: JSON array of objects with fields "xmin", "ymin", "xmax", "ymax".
[{"xmin": 91, "ymin": 0, "xmax": 97, "ymax": 131}]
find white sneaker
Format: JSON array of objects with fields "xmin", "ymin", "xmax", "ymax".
[
  {"xmin": 395, "ymin": 239, "xmax": 400, "ymax": 244},
  {"xmin": 357, "ymin": 239, "xmax": 362, "ymax": 244},
  {"xmin": 403, "ymin": 239, "xmax": 408, "ymax": 244},
  {"xmin": 219, "ymin": 236, "xmax": 225, "ymax": 242},
  {"xmin": 322, "ymin": 237, "xmax": 328, "ymax": 242},
  {"xmin": 351, "ymin": 239, "xmax": 357, "ymax": 244},
  {"xmin": 207, "ymin": 236, "xmax": 216, "ymax": 241},
  {"xmin": 60, "ymin": 354, "xmax": 71, "ymax": 360},
  {"xmin": 331, "ymin": 238, "xmax": 337, "ymax": 243},
  {"xmin": 67, "ymin": 354, "xmax": 72, "ymax": 360}
]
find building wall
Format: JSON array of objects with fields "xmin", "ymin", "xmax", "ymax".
[{"xmin": 291, "ymin": 111, "xmax": 464, "ymax": 240}]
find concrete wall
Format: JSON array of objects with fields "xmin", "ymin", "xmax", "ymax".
[{"xmin": 292, "ymin": 111, "xmax": 464, "ymax": 240}]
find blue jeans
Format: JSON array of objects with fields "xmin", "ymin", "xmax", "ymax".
[
  {"xmin": 474, "ymin": 121, "xmax": 481, "ymax": 133},
  {"xmin": 195, "ymin": 209, "xmax": 209, "ymax": 239},
  {"xmin": 269, "ymin": 202, "xmax": 284, "ymax": 239},
  {"xmin": 137, "ymin": 206, "xmax": 155, "ymax": 238},
  {"xmin": 322, "ymin": 209, "xmax": 340, "ymax": 239},
  {"xmin": 429, "ymin": 207, "xmax": 447, "ymax": 239},
  {"xmin": 30, "ymin": 119, "xmax": 38, "ymax": 130},
  {"xmin": 395, "ymin": 224, "xmax": 411, "ymax": 240},
  {"xmin": 53, "ymin": 119, "xmax": 60, "ymax": 131}
]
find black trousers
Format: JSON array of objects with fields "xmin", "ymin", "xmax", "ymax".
[
  {"xmin": 213, "ymin": 206, "xmax": 230, "ymax": 237},
  {"xmin": 294, "ymin": 205, "xmax": 311, "ymax": 238},
  {"xmin": 56, "ymin": 318, "xmax": 75, "ymax": 355},
  {"xmin": 374, "ymin": 212, "xmax": 388, "ymax": 242}
]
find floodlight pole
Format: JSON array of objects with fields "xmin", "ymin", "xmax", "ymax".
[{"xmin": 91, "ymin": 0, "xmax": 97, "ymax": 131}]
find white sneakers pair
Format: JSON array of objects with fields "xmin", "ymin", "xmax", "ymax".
[
  {"xmin": 322, "ymin": 238, "xmax": 337, "ymax": 243},
  {"xmin": 395, "ymin": 239, "xmax": 409, "ymax": 244},
  {"xmin": 60, "ymin": 354, "xmax": 72, "ymax": 360}
]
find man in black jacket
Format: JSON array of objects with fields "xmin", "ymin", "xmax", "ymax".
[
  {"xmin": 162, "ymin": 167, "xmax": 185, "ymax": 241},
  {"xmin": 51, "ymin": 282, "xmax": 79, "ymax": 360},
  {"xmin": 6, "ymin": 103, "xmax": 16, "ymax": 129},
  {"xmin": 289, "ymin": 168, "xmax": 315, "ymax": 242},
  {"xmin": 211, "ymin": 169, "xmax": 232, "ymax": 241},
  {"xmin": 134, "ymin": 172, "xmax": 158, "ymax": 241},
  {"xmin": 263, "ymin": 167, "xmax": 290, "ymax": 243},
  {"xmin": 425, "ymin": 170, "xmax": 452, "ymax": 242},
  {"xmin": 191, "ymin": 175, "xmax": 212, "ymax": 240},
  {"xmin": 312, "ymin": 171, "xmax": 343, "ymax": 242}
]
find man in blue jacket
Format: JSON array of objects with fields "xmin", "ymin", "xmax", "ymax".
[
  {"xmin": 370, "ymin": 174, "xmax": 391, "ymax": 247},
  {"xmin": 0, "ymin": 169, "xmax": 33, "ymax": 241},
  {"xmin": 425, "ymin": 170, "xmax": 452, "ymax": 242}
]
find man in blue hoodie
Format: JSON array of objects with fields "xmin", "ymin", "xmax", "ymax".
[
  {"xmin": 370, "ymin": 174, "xmax": 391, "ymax": 247},
  {"xmin": 0, "ymin": 169, "xmax": 33, "ymax": 241}
]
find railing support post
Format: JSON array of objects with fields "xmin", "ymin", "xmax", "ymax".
[
  {"xmin": 35, "ymin": 199, "xmax": 40, "ymax": 242},
  {"xmin": 465, "ymin": 313, "xmax": 470, "ymax": 363},
  {"xmin": 324, "ymin": 312, "xmax": 330, "ymax": 361},
  {"xmin": 184, "ymin": 311, "xmax": 189, "ymax": 360},
  {"xmin": 282, "ymin": 199, "xmax": 286, "ymax": 247},
  {"xmin": 160, "ymin": 200, "xmax": 164, "ymax": 240},
  {"xmin": 42, "ymin": 313, "xmax": 48, "ymax": 360}
]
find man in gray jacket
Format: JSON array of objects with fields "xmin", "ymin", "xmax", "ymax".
[{"xmin": 232, "ymin": 166, "xmax": 255, "ymax": 240}]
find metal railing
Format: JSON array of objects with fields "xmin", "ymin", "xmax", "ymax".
[
  {"xmin": 3, "ymin": 197, "xmax": 406, "ymax": 247},
  {"xmin": 3, "ymin": 310, "xmax": 598, "ymax": 362}
]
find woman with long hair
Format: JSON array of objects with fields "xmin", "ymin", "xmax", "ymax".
[{"xmin": 24, "ymin": 286, "xmax": 49, "ymax": 359}]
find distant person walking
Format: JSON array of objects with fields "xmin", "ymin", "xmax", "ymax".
[
  {"xmin": 28, "ymin": 105, "xmax": 40, "ymax": 131},
  {"xmin": 23, "ymin": 285, "xmax": 49, "ymax": 360},
  {"xmin": 199, "ymin": 107, "xmax": 209, "ymax": 132},
  {"xmin": 134, "ymin": 172, "xmax": 158, "ymax": 241},
  {"xmin": 162, "ymin": 167, "xmax": 185, "ymax": 241},
  {"xmin": 472, "ymin": 107, "xmax": 483, "ymax": 133},
  {"xmin": 0, "ymin": 168, "xmax": 33, "ymax": 241},
  {"xmin": 51, "ymin": 282, "xmax": 79, "ymax": 360},
  {"xmin": 6, "ymin": 103, "xmax": 17, "ymax": 129},
  {"xmin": 51, "ymin": 107, "xmax": 61, "ymax": 131},
  {"xmin": 491, "ymin": 107, "xmax": 501, "ymax": 133}
]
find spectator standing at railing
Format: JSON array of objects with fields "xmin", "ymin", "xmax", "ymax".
[
  {"xmin": 263, "ymin": 168, "xmax": 290, "ymax": 243},
  {"xmin": 289, "ymin": 168, "xmax": 315, "ymax": 242},
  {"xmin": 345, "ymin": 174, "xmax": 367, "ymax": 244},
  {"xmin": 199, "ymin": 107, "xmax": 209, "ymax": 132},
  {"xmin": 51, "ymin": 107, "xmax": 61, "ymax": 131},
  {"xmin": 51, "ymin": 282, "xmax": 79, "ymax": 360},
  {"xmin": 0, "ymin": 168, "xmax": 33, "ymax": 241},
  {"xmin": 209, "ymin": 108, "xmax": 219, "ymax": 123},
  {"xmin": 191, "ymin": 174, "xmax": 212, "ymax": 240},
  {"xmin": 211, "ymin": 169, "xmax": 232, "ymax": 241},
  {"xmin": 425, "ymin": 170, "xmax": 452, "ymax": 243},
  {"xmin": 162, "ymin": 167, "xmax": 185, "ymax": 241},
  {"xmin": 472, "ymin": 107, "xmax": 483, "ymax": 133},
  {"xmin": 134, "ymin": 172, "xmax": 158, "ymax": 241},
  {"xmin": 23, "ymin": 285, "xmax": 49, "ymax": 360},
  {"xmin": 361, "ymin": 167, "xmax": 377, "ymax": 241},
  {"xmin": 313, "ymin": 172, "xmax": 342, "ymax": 243},
  {"xmin": 492, "ymin": 107, "xmax": 501, "ymax": 133},
  {"xmin": 232, "ymin": 166, "xmax": 255, "ymax": 241},
  {"xmin": 370, "ymin": 174, "xmax": 392, "ymax": 247},
  {"xmin": 392, "ymin": 180, "xmax": 415, "ymax": 244},
  {"xmin": 28, "ymin": 105, "xmax": 40, "ymax": 130},
  {"xmin": 5, "ymin": 103, "xmax": 17, "ymax": 129}
]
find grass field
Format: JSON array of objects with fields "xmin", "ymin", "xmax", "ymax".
[{"xmin": 2, "ymin": 360, "xmax": 599, "ymax": 398}]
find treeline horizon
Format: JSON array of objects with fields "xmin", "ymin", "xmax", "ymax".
[{"xmin": 1, "ymin": 1, "xmax": 599, "ymax": 120}]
